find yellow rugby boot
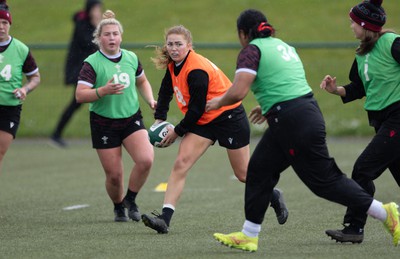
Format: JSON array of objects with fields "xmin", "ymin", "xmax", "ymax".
[
  {"xmin": 382, "ymin": 202, "xmax": 400, "ymax": 246},
  {"xmin": 213, "ymin": 231, "xmax": 258, "ymax": 252}
]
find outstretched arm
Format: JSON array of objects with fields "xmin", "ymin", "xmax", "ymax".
[
  {"xmin": 206, "ymin": 71, "xmax": 255, "ymax": 111},
  {"xmin": 320, "ymin": 75, "xmax": 346, "ymax": 97},
  {"xmin": 136, "ymin": 73, "xmax": 157, "ymax": 111}
]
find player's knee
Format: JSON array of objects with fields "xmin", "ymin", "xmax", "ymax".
[
  {"xmin": 173, "ymin": 155, "xmax": 191, "ymax": 170},
  {"xmin": 107, "ymin": 172, "xmax": 123, "ymax": 186},
  {"xmin": 137, "ymin": 157, "xmax": 153, "ymax": 171}
]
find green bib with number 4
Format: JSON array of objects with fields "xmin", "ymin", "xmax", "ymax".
[{"xmin": 0, "ymin": 38, "xmax": 29, "ymax": 106}]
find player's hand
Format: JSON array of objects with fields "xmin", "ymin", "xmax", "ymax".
[
  {"xmin": 249, "ymin": 106, "xmax": 266, "ymax": 124},
  {"xmin": 206, "ymin": 97, "xmax": 222, "ymax": 112},
  {"xmin": 149, "ymin": 100, "xmax": 157, "ymax": 111},
  {"xmin": 320, "ymin": 75, "xmax": 338, "ymax": 94},
  {"xmin": 160, "ymin": 125, "xmax": 177, "ymax": 147},
  {"xmin": 103, "ymin": 78, "xmax": 125, "ymax": 95},
  {"xmin": 13, "ymin": 88, "xmax": 28, "ymax": 101}
]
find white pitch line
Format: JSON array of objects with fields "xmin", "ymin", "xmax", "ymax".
[{"xmin": 62, "ymin": 204, "xmax": 90, "ymax": 211}]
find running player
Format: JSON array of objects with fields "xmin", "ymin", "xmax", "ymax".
[
  {"xmin": 321, "ymin": 0, "xmax": 400, "ymax": 244},
  {"xmin": 207, "ymin": 8, "xmax": 400, "ymax": 252},
  {"xmin": 141, "ymin": 25, "xmax": 288, "ymax": 234}
]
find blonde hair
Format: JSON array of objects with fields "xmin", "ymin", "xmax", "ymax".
[
  {"xmin": 151, "ymin": 25, "xmax": 193, "ymax": 70},
  {"xmin": 92, "ymin": 10, "xmax": 123, "ymax": 46}
]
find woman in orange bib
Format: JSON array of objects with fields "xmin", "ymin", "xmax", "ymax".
[{"xmin": 141, "ymin": 25, "xmax": 288, "ymax": 234}]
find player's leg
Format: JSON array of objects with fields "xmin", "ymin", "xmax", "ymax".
[
  {"xmin": 388, "ymin": 161, "xmax": 400, "ymax": 187},
  {"xmin": 286, "ymin": 101, "xmax": 399, "ymax": 245},
  {"xmin": 0, "ymin": 106, "xmax": 20, "ymax": 174},
  {"xmin": 215, "ymin": 129, "xmax": 289, "ymax": 251},
  {"xmin": 330, "ymin": 124, "xmax": 400, "ymax": 243},
  {"xmin": 165, "ymin": 133, "xmax": 212, "ymax": 206},
  {"xmin": 96, "ymin": 146, "xmax": 127, "ymax": 222},
  {"xmin": 89, "ymin": 111, "xmax": 129, "ymax": 222},
  {"xmin": 226, "ymin": 146, "xmax": 288, "ymax": 224},
  {"xmin": 227, "ymin": 145, "xmax": 249, "ymax": 183},
  {"xmin": 122, "ymin": 129, "xmax": 154, "ymax": 221},
  {"xmin": 0, "ymin": 130, "xmax": 13, "ymax": 173},
  {"xmin": 51, "ymin": 90, "xmax": 82, "ymax": 147},
  {"xmin": 142, "ymin": 133, "xmax": 213, "ymax": 233}
]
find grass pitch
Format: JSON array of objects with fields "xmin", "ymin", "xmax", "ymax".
[{"xmin": 0, "ymin": 137, "xmax": 399, "ymax": 258}]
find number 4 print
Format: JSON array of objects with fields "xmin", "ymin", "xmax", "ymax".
[{"xmin": 0, "ymin": 64, "xmax": 12, "ymax": 81}]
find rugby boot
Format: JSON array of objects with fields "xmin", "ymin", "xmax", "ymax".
[
  {"xmin": 325, "ymin": 224, "xmax": 364, "ymax": 244},
  {"xmin": 270, "ymin": 188, "xmax": 289, "ymax": 225},
  {"xmin": 214, "ymin": 231, "xmax": 258, "ymax": 252},
  {"xmin": 142, "ymin": 211, "xmax": 169, "ymax": 234}
]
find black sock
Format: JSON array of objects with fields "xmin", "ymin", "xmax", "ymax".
[
  {"xmin": 125, "ymin": 189, "xmax": 138, "ymax": 203},
  {"xmin": 349, "ymin": 223, "xmax": 364, "ymax": 232},
  {"xmin": 161, "ymin": 207, "xmax": 174, "ymax": 226},
  {"xmin": 114, "ymin": 202, "xmax": 124, "ymax": 210}
]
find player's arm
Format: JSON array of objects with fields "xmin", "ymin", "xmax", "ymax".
[
  {"xmin": 136, "ymin": 73, "xmax": 156, "ymax": 110},
  {"xmin": 206, "ymin": 45, "xmax": 257, "ymax": 111},
  {"xmin": 174, "ymin": 69, "xmax": 208, "ymax": 137},
  {"xmin": 75, "ymin": 62, "xmax": 124, "ymax": 103},
  {"xmin": 14, "ymin": 52, "xmax": 40, "ymax": 100},
  {"xmin": 76, "ymin": 62, "xmax": 99, "ymax": 103},
  {"xmin": 24, "ymin": 71, "xmax": 40, "ymax": 92},
  {"xmin": 135, "ymin": 61, "xmax": 156, "ymax": 110},
  {"xmin": 341, "ymin": 59, "xmax": 366, "ymax": 103},
  {"xmin": 391, "ymin": 37, "xmax": 400, "ymax": 64},
  {"xmin": 321, "ymin": 59, "xmax": 365, "ymax": 102},
  {"xmin": 213, "ymin": 71, "xmax": 254, "ymax": 109},
  {"xmin": 154, "ymin": 70, "xmax": 174, "ymax": 122}
]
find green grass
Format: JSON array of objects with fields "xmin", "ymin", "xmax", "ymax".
[
  {"xmin": 2, "ymin": 2, "xmax": 399, "ymax": 258},
  {"xmin": 0, "ymin": 138, "xmax": 399, "ymax": 258},
  {"xmin": 7, "ymin": 0, "xmax": 400, "ymax": 137}
]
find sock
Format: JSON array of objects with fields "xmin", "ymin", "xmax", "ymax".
[
  {"xmin": 125, "ymin": 189, "xmax": 138, "ymax": 203},
  {"xmin": 114, "ymin": 201, "xmax": 124, "ymax": 210},
  {"xmin": 367, "ymin": 199, "xmax": 387, "ymax": 221},
  {"xmin": 242, "ymin": 220, "xmax": 261, "ymax": 238},
  {"xmin": 162, "ymin": 204, "xmax": 175, "ymax": 226}
]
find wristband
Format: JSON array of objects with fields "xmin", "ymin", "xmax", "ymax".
[
  {"xmin": 25, "ymin": 86, "xmax": 31, "ymax": 94},
  {"xmin": 95, "ymin": 88, "xmax": 101, "ymax": 99}
]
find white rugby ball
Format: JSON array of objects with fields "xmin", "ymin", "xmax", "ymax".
[{"xmin": 148, "ymin": 121, "xmax": 174, "ymax": 148}]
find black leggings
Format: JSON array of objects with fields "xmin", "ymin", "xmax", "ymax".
[
  {"xmin": 244, "ymin": 95, "xmax": 373, "ymax": 224},
  {"xmin": 343, "ymin": 110, "xmax": 400, "ymax": 228}
]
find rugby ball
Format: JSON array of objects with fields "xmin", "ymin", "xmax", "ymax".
[{"xmin": 148, "ymin": 121, "xmax": 174, "ymax": 148}]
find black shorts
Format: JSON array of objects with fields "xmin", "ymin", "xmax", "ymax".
[
  {"xmin": 90, "ymin": 110, "xmax": 146, "ymax": 149},
  {"xmin": 0, "ymin": 105, "xmax": 21, "ymax": 138},
  {"xmin": 190, "ymin": 104, "xmax": 250, "ymax": 149}
]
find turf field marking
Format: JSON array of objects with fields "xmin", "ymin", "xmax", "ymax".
[{"xmin": 62, "ymin": 204, "xmax": 90, "ymax": 211}]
